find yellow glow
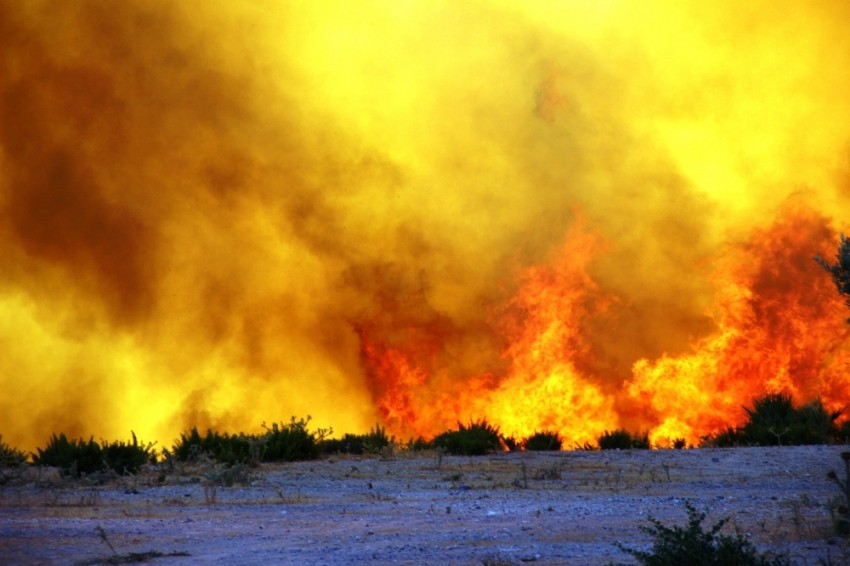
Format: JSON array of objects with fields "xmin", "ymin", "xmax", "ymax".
[{"xmin": 2, "ymin": 1, "xmax": 849, "ymax": 452}]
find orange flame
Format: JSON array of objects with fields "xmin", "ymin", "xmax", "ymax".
[
  {"xmin": 627, "ymin": 208, "xmax": 850, "ymax": 446},
  {"xmin": 359, "ymin": 208, "xmax": 850, "ymax": 447},
  {"xmin": 475, "ymin": 222, "xmax": 618, "ymax": 446},
  {"xmin": 2, "ymin": 2, "xmax": 850, "ymax": 453}
]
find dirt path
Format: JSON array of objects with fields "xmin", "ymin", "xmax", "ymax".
[{"xmin": 2, "ymin": 445, "xmax": 849, "ymax": 565}]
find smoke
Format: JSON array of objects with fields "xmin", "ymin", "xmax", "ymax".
[{"xmin": 2, "ymin": 1, "xmax": 850, "ymax": 451}]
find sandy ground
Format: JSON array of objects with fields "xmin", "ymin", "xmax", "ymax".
[{"xmin": 1, "ymin": 445, "xmax": 850, "ymax": 565}]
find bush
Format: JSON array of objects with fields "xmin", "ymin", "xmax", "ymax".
[
  {"xmin": 703, "ymin": 426, "xmax": 746, "ymax": 448},
  {"xmin": 33, "ymin": 432, "xmax": 158, "ymax": 476},
  {"xmin": 523, "ymin": 430, "xmax": 562, "ymax": 451},
  {"xmin": 360, "ymin": 424, "xmax": 393, "ymax": 453},
  {"xmin": 405, "ymin": 436, "xmax": 434, "ymax": 451},
  {"xmin": 434, "ymin": 420, "xmax": 503, "ymax": 456},
  {"xmin": 0, "ymin": 435, "xmax": 26, "ymax": 468},
  {"xmin": 598, "ymin": 429, "xmax": 650, "ymax": 450},
  {"xmin": 502, "ymin": 435, "xmax": 521, "ymax": 452},
  {"xmin": 172, "ymin": 427, "xmax": 253, "ymax": 465},
  {"xmin": 615, "ymin": 501, "xmax": 789, "ymax": 565},
  {"xmin": 322, "ymin": 425, "xmax": 394, "ymax": 455},
  {"xmin": 33, "ymin": 433, "xmax": 105, "ymax": 477},
  {"xmin": 707, "ymin": 393, "xmax": 844, "ymax": 447},
  {"xmin": 741, "ymin": 392, "xmax": 797, "ymax": 445},
  {"xmin": 262, "ymin": 417, "xmax": 325, "ymax": 462},
  {"xmin": 172, "ymin": 417, "xmax": 330, "ymax": 465},
  {"xmin": 793, "ymin": 400, "xmax": 841, "ymax": 444},
  {"xmin": 320, "ymin": 435, "xmax": 363, "ymax": 455},
  {"xmin": 101, "ymin": 432, "xmax": 157, "ymax": 474}
]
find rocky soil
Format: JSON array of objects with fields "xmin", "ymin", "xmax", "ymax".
[{"xmin": 2, "ymin": 445, "xmax": 849, "ymax": 565}]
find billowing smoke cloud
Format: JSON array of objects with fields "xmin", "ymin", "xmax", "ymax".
[{"xmin": 2, "ymin": 1, "xmax": 850, "ymax": 451}]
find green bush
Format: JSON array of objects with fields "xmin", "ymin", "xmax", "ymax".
[
  {"xmin": 33, "ymin": 432, "xmax": 157, "ymax": 476},
  {"xmin": 704, "ymin": 426, "xmax": 746, "ymax": 448},
  {"xmin": 101, "ymin": 432, "xmax": 157, "ymax": 474},
  {"xmin": 598, "ymin": 429, "xmax": 650, "ymax": 450},
  {"xmin": 33, "ymin": 433, "xmax": 105, "ymax": 477},
  {"xmin": 320, "ymin": 435, "xmax": 363, "ymax": 455},
  {"xmin": 502, "ymin": 435, "xmax": 521, "ymax": 452},
  {"xmin": 172, "ymin": 417, "xmax": 329, "ymax": 465},
  {"xmin": 433, "ymin": 420, "xmax": 502, "ymax": 456},
  {"xmin": 707, "ymin": 393, "xmax": 844, "ymax": 447},
  {"xmin": 0, "ymin": 435, "xmax": 26, "ymax": 467},
  {"xmin": 405, "ymin": 436, "xmax": 434, "ymax": 451},
  {"xmin": 172, "ymin": 427, "xmax": 253, "ymax": 465},
  {"xmin": 262, "ymin": 417, "xmax": 324, "ymax": 462},
  {"xmin": 793, "ymin": 400, "xmax": 841, "ymax": 444},
  {"xmin": 615, "ymin": 501, "xmax": 789, "ymax": 565},
  {"xmin": 321, "ymin": 425, "xmax": 394, "ymax": 455},
  {"xmin": 741, "ymin": 392, "xmax": 797, "ymax": 445},
  {"xmin": 523, "ymin": 430, "xmax": 562, "ymax": 451}
]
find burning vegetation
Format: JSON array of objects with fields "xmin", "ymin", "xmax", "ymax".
[{"xmin": 2, "ymin": 2, "xmax": 850, "ymax": 452}]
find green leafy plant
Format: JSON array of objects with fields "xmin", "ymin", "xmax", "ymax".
[
  {"xmin": 101, "ymin": 432, "xmax": 157, "ymax": 474},
  {"xmin": 362, "ymin": 424, "xmax": 393, "ymax": 453},
  {"xmin": 173, "ymin": 417, "xmax": 329, "ymax": 465},
  {"xmin": 793, "ymin": 400, "xmax": 843, "ymax": 444},
  {"xmin": 615, "ymin": 501, "xmax": 789, "ymax": 565},
  {"xmin": 433, "ymin": 420, "xmax": 503, "ymax": 455},
  {"xmin": 523, "ymin": 430, "xmax": 562, "ymax": 451},
  {"xmin": 598, "ymin": 429, "xmax": 650, "ymax": 450},
  {"xmin": 172, "ymin": 427, "xmax": 253, "ymax": 465},
  {"xmin": 322, "ymin": 424, "xmax": 394, "ymax": 455},
  {"xmin": 707, "ymin": 393, "xmax": 843, "ymax": 447},
  {"xmin": 741, "ymin": 392, "xmax": 797, "ymax": 445},
  {"xmin": 0, "ymin": 435, "xmax": 26, "ymax": 467},
  {"xmin": 405, "ymin": 436, "xmax": 434, "ymax": 451},
  {"xmin": 33, "ymin": 432, "xmax": 156, "ymax": 476},
  {"xmin": 703, "ymin": 426, "xmax": 745, "ymax": 447},
  {"xmin": 262, "ymin": 416, "xmax": 327, "ymax": 462},
  {"xmin": 320, "ymin": 435, "xmax": 363, "ymax": 455},
  {"xmin": 32, "ymin": 433, "xmax": 105, "ymax": 477},
  {"xmin": 502, "ymin": 435, "xmax": 520, "ymax": 452}
]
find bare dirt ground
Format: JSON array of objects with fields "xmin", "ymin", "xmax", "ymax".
[{"xmin": 2, "ymin": 445, "xmax": 850, "ymax": 565}]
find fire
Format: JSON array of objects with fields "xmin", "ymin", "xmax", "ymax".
[
  {"xmin": 477, "ymin": 223, "xmax": 618, "ymax": 446},
  {"xmin": 627, "ymin": 208, "xmax": 850, "ymax": 447},
  {"xmin": 361, "ymin": 208, "xmax": 850, "ymax": 448},
  {"xmin": 2, "ymin": 2, "xmax": 850, "ymax": 453}
]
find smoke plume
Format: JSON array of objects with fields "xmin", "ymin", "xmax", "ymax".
[{"xmin": 2, "ymin": 1, "xmax": 850, "ymax": 451}]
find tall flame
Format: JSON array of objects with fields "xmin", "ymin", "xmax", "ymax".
[
  {"xmin": 626, "ymin": 207, "xmax": 850, "ymax": 446},
  {"xmin": 2, "ymin": 1, "xmax": 850, "ymax": 452},
  {"xmin": 359, "ymin": 208, "xmax": 850, "ymax": 447}
]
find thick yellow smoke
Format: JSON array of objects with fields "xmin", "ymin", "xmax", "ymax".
[{"xmin": 1, "ymin": 1, "xmax": 849, "ymax": 452}]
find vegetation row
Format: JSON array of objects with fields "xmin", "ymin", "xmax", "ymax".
[{"xmin": 1, "ymin": 393, "xmax": 849, "ymax": 476}]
